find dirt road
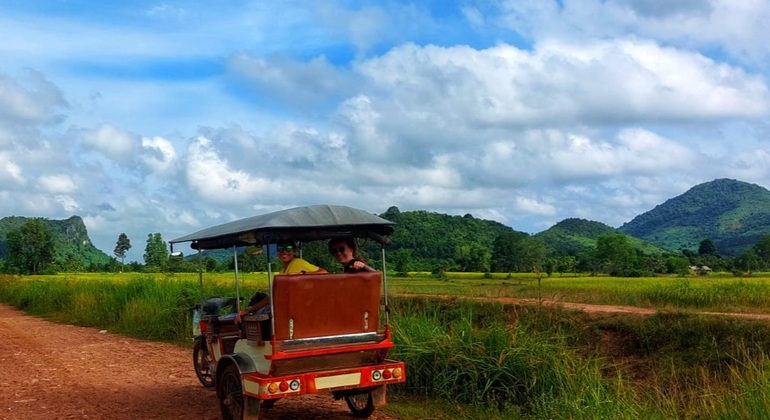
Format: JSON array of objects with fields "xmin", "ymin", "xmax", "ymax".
[{"xmin": 0, "ymin": 304, "xmax": 397, "ymax": 420}]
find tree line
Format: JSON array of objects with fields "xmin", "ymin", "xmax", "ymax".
[
  {"xmin": 5, "ymin": 217, "xmax": 770, "ymax": 276},
  {"xmin": 0, "ymin": 219, "xmax": 176, "ymax": 274}
]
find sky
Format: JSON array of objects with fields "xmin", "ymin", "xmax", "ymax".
[{"xmin": 1, "ymin": 0, "xmax": 769, "ymax": 263}]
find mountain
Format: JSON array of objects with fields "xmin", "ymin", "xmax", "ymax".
[
  {"xmin": 0, "ymin": 216, "xmax": 112, "ymax": 268},
  {"xmin": 536, "ymin": 218, "xmax": 666, "ymax": 256},
  {"xmin": 378, "ymin": 206, "xmax": 520, "ymax": 270},
  {"xmin": 5, "ymin": 178, "xmax": 770, "ymax": 270},
  {"xmin": 618, "ymin": 179, "xmax": 770, "ymax": 256}
]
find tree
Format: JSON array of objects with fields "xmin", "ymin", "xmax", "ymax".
[
  {"xmin": 666, "ymin": 256, "xmax": 691, "ymax": 276},
  {"xmin": 557, "ymin": 255, "xmax": 577, "ymax": 276},
  {"xmin": 490, "ymin": 231, "xmax": 525, "ymax": 272},
  {"xmin": 114, "ymin": 233, "xmax": 132, "ymax": 271},
  {"xmin": 753, "ymin": 235, "xmax": 770, "ymax": 269},
  {"xmin": 6, "ymin": 219, "xmax": 56, "ymax": 275},
  {"xmin": 454, "ymin": 242, "xmax": 491, "ymax": 272},
  {"xmin": 698, "ymin": 238, "xmax": 718, "ymax": 256},
  {"xmin": 595, "ymin": 234, "xmax": 637, "ymax": 276},
  {"xmin": 736, "ymin": 248, "xmax": 759, "ymax": 274},
  {"xmin": 392, "ymin": 248, "xmax": 412, "ymax": 276},
  {"xmin": 491, "ymin": 232, "xmax": 546, "ymax": 273},
  {"xmin": 143, "ymin": 233, "xmax": 169, "ymax": 272}
]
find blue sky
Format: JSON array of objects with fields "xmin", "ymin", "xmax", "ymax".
[{"xmin": 1, "ymin": 0, "xmax": 769, "ymax": 262}]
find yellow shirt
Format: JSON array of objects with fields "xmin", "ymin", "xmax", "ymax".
[{"xmin": 279, "ymin": 257, "xmax": 320, "ymax": 274}]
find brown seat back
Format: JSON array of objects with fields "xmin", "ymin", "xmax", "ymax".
[{"xmin": 272, "ymin": 271, "xmax": 382, "ymax": 341}]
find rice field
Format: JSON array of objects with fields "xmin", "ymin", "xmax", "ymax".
[{"xmin": 390, "ymin": 272, "xmax": 770, "ymax": 314}]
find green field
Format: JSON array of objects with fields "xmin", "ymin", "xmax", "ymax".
[
  {"xmin": 391, "ymin": 271, "xmax": 770, "ymax": 314},
  {"xmin": 2, "ymin": 272, "xmax": 770, "ymax": 419}
]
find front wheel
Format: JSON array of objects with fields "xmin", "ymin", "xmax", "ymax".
[
  {"xmin": 193, "ymin": 338, "xmax": 214, "ymax": 388},
  {"xmin": 344, "ymin": 390, "xmax": 375, "ymax": 418}
]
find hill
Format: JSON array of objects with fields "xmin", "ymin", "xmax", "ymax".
[
  {"xmin": 535, "ymin": 218, "xmax": 666, "ymax": 256},
  {"xmin": 0, "ymin": 216, "xmax": 113, "ymax": 269},
  {"xmin": 618, "ymin": 179, "xmax": 770, "ymax": 256},
  {"xmin": 7, "ymin": 178, "xmax": 770, "ymax": 270},
  {"xmin": 377, "ymin": 206, "xmax": 521, "ymax": 270}
]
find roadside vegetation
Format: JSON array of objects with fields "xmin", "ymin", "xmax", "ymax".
[{"xmin": 2, "ymin": 272, "xmax": 770, "ymax": 419}]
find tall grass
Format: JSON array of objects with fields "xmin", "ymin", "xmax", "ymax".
[
  {"xmin": 714, "ymin": 354, "xmax": 770, "ymax": 420},
  {"xmin": 3, "ymin": 274, "xmax": 770, "ymax": 418},
  {"xmin": 0, "ymin": 273, "xmax": 250, "ymax": 342},
  {"xmin": 642, "ymin": 279, "xmax": 770, "ymax": 311},
  {"xmin": 389, "ymin": 297, "xmax": 646, "ymax": 418}
]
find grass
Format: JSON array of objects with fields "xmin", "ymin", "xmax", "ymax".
[
  {"xmin": 389, "ymin": 272, "xmax": 770, "ymax": 314},
  {"xmin": 0, "ymin": 272, "xmax": 268, "ymax": 342},
  {"xmin": 3, "ymin": 272, "xmax": 770, "ymax": 418}
]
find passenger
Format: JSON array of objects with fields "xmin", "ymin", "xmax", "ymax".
[
  {"xmin": 275, "ymin": 240, "xmax": 328, "ymax": 275},
  {"xmin": 328, "ymin": 236, "xmax": 375, "ymax": 273},
  {"xmin": 236, "ymin": 240, "xmax": 327, "ymax": 323}
]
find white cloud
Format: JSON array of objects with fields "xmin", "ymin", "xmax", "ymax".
[
  {"xmin": 356, "ymin": 40, "xmax": 769, "ymax": 133},
  {"xmin": 186, "ymin": 136, "xmax": 274, "ymax": 204},
  {"xmin": 140, "ymin": 136, "xmax": 177, "ymax": 175},
  {"xmin": 728, "ymin": 148, "xmax": 770, "ymax": 180},
  {"xmin": 80, "ymin": 124, "xmax": 137, "ymax": 163},
  {"xmin": 498, "ymin": 0, "xmax": 770, "ymax": 65},
  {"xmin": 549, "ymin": 128, "xmax": 695, "ymax": 178},
  {"xmin": 55, "ymin": 195, "xmax": 80, "ymax": 213},
  {"xmin": 0, "ymin": 154, "xmax": 25, "ymax": 185},
  {"xmin": 0, "ymin": 69, "xmax": 67, "ymax": 125},
  {"xmin": 38, "ymin": 174, "xmax": 78, "ymax": 194},
  {"xmin": 516, "ymin": 196, "xmax": 557, "ymax": 216}
]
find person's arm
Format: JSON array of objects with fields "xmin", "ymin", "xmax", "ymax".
[
  {"xmin": 236, "ymin": 297, "xmax": 268, "ymax": 322},
  {"xmin": 348, "ymin": 258, "xmax": 375, "ymax": 272}
]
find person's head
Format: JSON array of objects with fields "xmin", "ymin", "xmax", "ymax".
[
  {"xmin": 328, "ymin": 237, "xmax": 357, "ymax": 264},
  {"xmin": 276, "ymin": 240, "xmax": 297, "ymax": 265}
]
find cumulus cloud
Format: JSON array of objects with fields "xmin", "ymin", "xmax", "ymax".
[
  {"xmin": 549, "ymin": 128, "xmax": 695, "ymax": 178},
  {"xmin": 38, "ymin": 174, "xmax": 78, "ymax": 194},
  {"xmin": 355, "ymin": 40, "xmax": 769, "ymax": 133},
  {"xmin": 0, "ymin": 69, "xmax": 67, "ymax": 126},
  {"xmin": 54, "ymin": 195, "xmax": 80, "ymax": 213},
  {"xmin": 79, "ymin": 124, "xmax": 137, "ymax": 163},
  {"xmin": 0, "ymin": 154, "xmax": 25, "ymax": 185},
  {"xmin": 186, "ymin": 136, "xmax": 274, "ymax": 204},
  {"xmin": 515, "ymin": 196, "xmax": 557, "ymax": 216},
  {"xmin": 498, "ymin": 0, "xmax": 770, "ymax": 65},
  {"xmin": 140, "ymin": 136, "xmax": 177, "ymax": 175}
]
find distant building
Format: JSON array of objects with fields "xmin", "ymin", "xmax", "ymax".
[{"xmin": 690, "ymin": 265, "xmax": 712, "ymax": 275}]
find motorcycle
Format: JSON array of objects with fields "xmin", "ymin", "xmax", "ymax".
[{"xmin": 191, "ymin": 296, "xmax": 238, "ymax": 388}]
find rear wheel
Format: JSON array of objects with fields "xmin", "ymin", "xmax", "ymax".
[
  {"xmin": 344, "ymin": 390, "xmax": 375, "ymax": 418},
  {"xmin": 217, "ymin": 364, "xmax": 260, "ymax": 419},
  {"xmin": 192, "ymin": 338, "xmax": 214, "ymax": 388}
]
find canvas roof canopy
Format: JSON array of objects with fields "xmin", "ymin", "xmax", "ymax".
[{"xmin": 169, "ymin": 204, "xmax": 394, "ymax": 251}]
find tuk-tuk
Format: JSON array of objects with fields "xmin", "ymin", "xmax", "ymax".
[{"xmin": 170, "ymin": 204, "xmax": 406, "ymax": 419}]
